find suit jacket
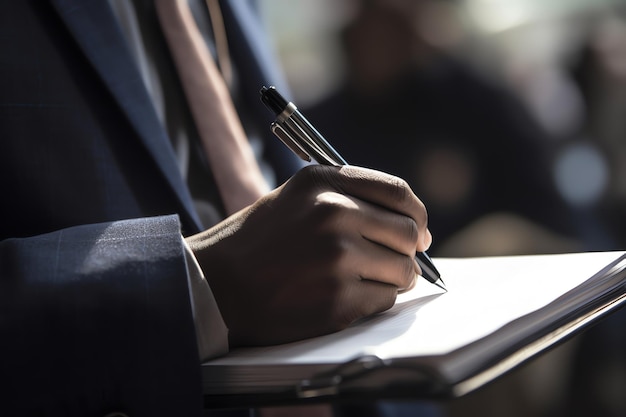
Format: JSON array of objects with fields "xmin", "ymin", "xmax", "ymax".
[{"xmin": 0, "ymin": 0, "xmax": 298, "ymax": 415}]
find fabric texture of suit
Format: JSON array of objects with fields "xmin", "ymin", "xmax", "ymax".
[{"xmin": 0, "ymin": 0, "xmax": 299, "ymax": 415}]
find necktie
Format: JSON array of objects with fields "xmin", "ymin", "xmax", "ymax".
[{"xmin": 155, "ymin": 0, "xmax": 269, "ymax": 215}]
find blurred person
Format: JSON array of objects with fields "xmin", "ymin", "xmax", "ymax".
[
  {"xmin": 548, "ymin": 15, "xmax": 626, "ymax": 417},
  {"xmin": 571, "ymin": 12, "xmax": 626, "ymax": 249},
  {"xmin": 301, "ymin": 1, "xmax": 625, "ymax": 417},
  {"xmin": 304, "ymin": 0, "xmax": 584, "ymax": 257}
]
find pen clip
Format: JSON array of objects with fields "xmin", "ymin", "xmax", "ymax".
[
  {"xmin": 284, "ymin": 119, "xmax": 342, "ymax": 167},
  {"xmin": 270, "ymin": 122, "xmax": 311, "ymax": 162}
]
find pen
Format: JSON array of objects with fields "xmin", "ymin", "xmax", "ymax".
[{"xmin": 260, "ymin": 85, "xmax": 446, "ymax": 292}]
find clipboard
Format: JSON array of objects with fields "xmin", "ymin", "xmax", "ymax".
[{"xmin": 201, "ymin": 251, "xmax": 626, "ymax": 409}]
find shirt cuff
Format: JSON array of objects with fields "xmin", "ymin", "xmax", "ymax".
[{"xmin": 182, "ymin": 237, "xmax": 229, "ymax": 361}]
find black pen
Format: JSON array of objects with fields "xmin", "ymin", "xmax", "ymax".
[{"xmin": 260, "ymin": 85, "xmax": 446, "ymax": 292}]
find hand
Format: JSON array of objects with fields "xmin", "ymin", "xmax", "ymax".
[{"xmin": 186, "ymin": 165, "xmax": 431, "ymax": 347}]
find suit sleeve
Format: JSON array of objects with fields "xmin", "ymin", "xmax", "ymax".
[{"xmin": 0, "ymin": 215, "xmax": 203, "ymax": 417}]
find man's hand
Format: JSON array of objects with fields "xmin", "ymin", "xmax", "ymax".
[{"xmin": 186, "ymin": 165, "xmax": 431, "ymax": 347}]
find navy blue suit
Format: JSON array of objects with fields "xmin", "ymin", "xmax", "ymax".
[{"xmin": 0, "ymin": 0, "xmax": 298, "ymax": 415}]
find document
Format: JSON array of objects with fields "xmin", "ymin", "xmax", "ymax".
[{"xmin": 202, "ymin": 251, "xmax": 626, "ymax": 405}]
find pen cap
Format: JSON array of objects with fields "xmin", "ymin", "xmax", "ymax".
[{"xmin": 260, "ymin": 86, "xmax": 289, "ymax": 115}]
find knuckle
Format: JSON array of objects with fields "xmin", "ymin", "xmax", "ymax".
[
  {"xmin": 321, "ymin": 236, "xmax": 351, "ymax": 268},
  {"xmin": 386, "ymin": 175, "xmax": 411, "ymax": 203},
  {"xmin": 310, "ymin": 192, "xmax": 358, "ymax": 228},
  {"xmin": 413, "ymin": 198, "xmax": 428, "ymax": 225},
  {"xmin": 313, "ymin": 195, "xmax": 347, "ymax": 218},
  {"xmin": 399, "ymin": 256, "xmax": 416, "ymax": 287},
  {"xmin": 403, "ymin": 216, "xmax": 419, "ymax": 246}
]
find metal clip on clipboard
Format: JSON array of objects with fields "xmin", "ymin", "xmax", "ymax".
[{"xmin": 295, "ymin": 355, "xmax": 448, "ymax": 400}]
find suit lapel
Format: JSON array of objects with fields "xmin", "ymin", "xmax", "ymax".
[{"xmin": 49, "ymin": 0, "xmax": 203, "ymax": 232}]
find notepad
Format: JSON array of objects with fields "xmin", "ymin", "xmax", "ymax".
[{"xmin": 202, "ymin": 251, "xmax": 626, "ymax": 406}]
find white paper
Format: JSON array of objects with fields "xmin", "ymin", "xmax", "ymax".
[{"xmin": 207, "ymin": 251, "xmax": 625, "ymax": 367}]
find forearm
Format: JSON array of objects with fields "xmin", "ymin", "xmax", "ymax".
[{"xmin": 0, "ymin": 215, "xmax": 202, "ymax": 416}]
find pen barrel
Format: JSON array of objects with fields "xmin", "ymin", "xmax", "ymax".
[
  {"xmin": 261, "ymin": 85, "xmax": 347, "ymax": 166},
  {"xmin": 287, "ymin": 111, "xmax": 348, "ymax": 166}
]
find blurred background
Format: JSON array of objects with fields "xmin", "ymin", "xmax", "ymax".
[{"xmin": 257, "ymin": 0, "xmax": 626, "ymax": 416}]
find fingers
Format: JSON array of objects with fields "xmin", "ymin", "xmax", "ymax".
[
  {"xmin": 303, "ymin": 165, "xmax": 432, "ymax": 251},
  {"xmin": 349, "ymin": 238, "xmax": 418, "ymax": 291},
  {"xmin": 307, "ymin": 190, "xmax": 421, "ymax": 290},
  {"xmin": 337, "ymin": 279, "xmax": 398, "ymax": 324},
  {"xmin": 354, "ymin": 196, "xmax": 420, "ymax": 257}
]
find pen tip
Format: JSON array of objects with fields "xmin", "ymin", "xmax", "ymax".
[{"xmin": 434, "ymin": 279, "xmax": 447, "ymax": 292}]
